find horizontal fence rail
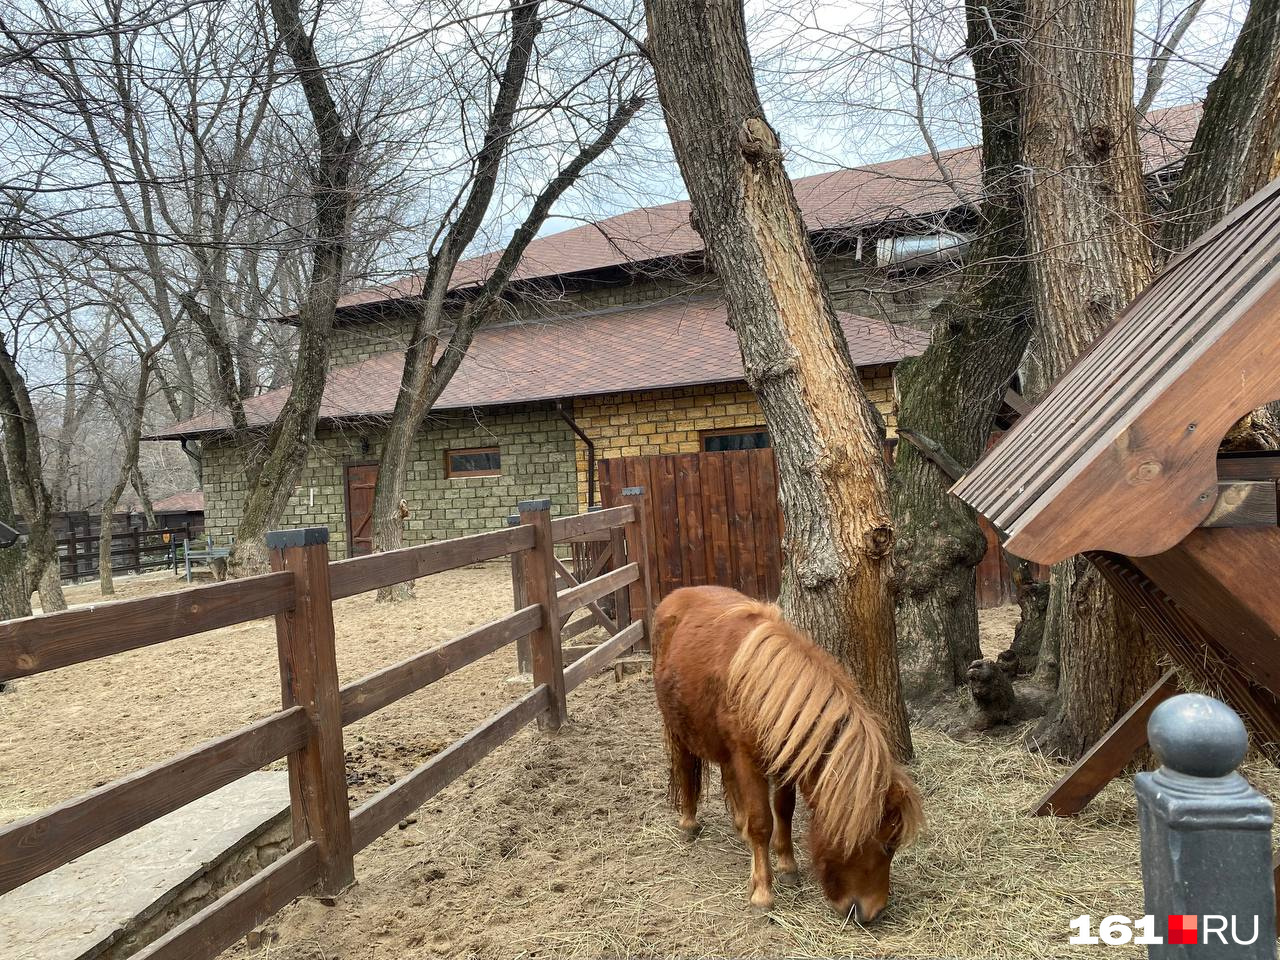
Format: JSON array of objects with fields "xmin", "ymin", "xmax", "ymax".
[
  {"xmin": 340, "ymin": 605, "xmax": 542, "ymax": 726},
  {"xmin": 350, "ymin": 684, "xmax": 553, "ymax": 851},
  {"xmin": 2, "ymin": 490, "xmax": 653, "ymax": 960},
  {"xmin": 328, "ymin": 524, "xmax": 535, "ymax": 600},
  {"xmin": 549, "ymin": 504, "xmax": 633, "ymax": 542},
  {"xmin": 557, "ymin": 562, "xmax": 639, "ymax": 615},
  {"xmin": 0, "ymin": 572, "xmax": 295, "ymax": 680},
  {"xmin": 132, "ymin": 840, "xmax": 321, "ymax": 960},
  {"xmin": 0, "ymin": 706, "xmax": 308, "ymax": 896}
]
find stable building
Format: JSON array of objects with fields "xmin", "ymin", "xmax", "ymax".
[{"xmin": 149, "ymin": 106, "xmax": 1197, "ymax": 556}]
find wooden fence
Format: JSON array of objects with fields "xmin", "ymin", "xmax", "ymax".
[
  {"xmin": 600, "ymin": 449, "xmax": 1035, "ymax": 608},
  {"xmin": 0, "ymin": 491, "xmax": 652, "ymax": 960},
  {"xmin": 59, "ymin": 525, "xmax": 191, "ymax": 583}
]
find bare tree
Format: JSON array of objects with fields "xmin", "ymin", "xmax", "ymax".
[
  {"xmin": 369, "ymin": 0, "xmax": 647, "ymax": 600},
  {"xmin": 0, "ymin": 326, "xmax": 67, "ymax": 612},
  {"xmin": 0, "ymin": 447, "xmax": 30, "ymax": 619},
  {"xmin": 226, "ymin": 0, "xmax": 362, "ymax": 574},
  {"xmin": 646, "ymin": 0, "xmax": 912, "ymax": 757}
]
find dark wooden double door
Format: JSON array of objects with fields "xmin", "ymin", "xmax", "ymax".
[{"xmin": 344, "ymin": 463, "xmax": 378, "ymax": 557}]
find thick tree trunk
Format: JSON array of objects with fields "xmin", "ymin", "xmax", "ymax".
[
  {"xmin": 0, "ymin": 333, "xmax": 65, "ymax": 613},
  {"xmin": 0, "ymin": 459, "xmax": 31, "ymax": 621},
  {"xmin": 892, "ymin": 0, "xmax": 1033, "ymax": 711},
  {"xmin": 646, "ymin": 0, "xmax": 911, "ymax": 758},
  {"xmin": 1021, "ymin": 0, "xmax": 1160, "ymax": 758},
  {"xmin": 227, "ymin": 0, "xmax": 359, "ymax": 576},
  {"xmin": 35, "ymin": 548, "xmax": 65, "ymax": 613}
]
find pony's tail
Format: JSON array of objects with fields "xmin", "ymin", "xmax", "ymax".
[{"xmin": 664, "ymin": 724, "xmax": 706, "ymax": 813}]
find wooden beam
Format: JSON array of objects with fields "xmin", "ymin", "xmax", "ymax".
[
  {"xmin": 0, "ymin": 572, "xmax": 294, "ymax": 680},
  {"xmin": 268, "ymin": 528, "xmax": 354, "ymax": 898},
  {"xmin": 1033, "ymin": 669, "xmax": 1180, "ymax": 817},
  {"xmin": 564, "ymin": 621, "xmax": 645, "ymax": 692},
  {"xmin": 556, "ymin": 563, "xmax": 639, "ymax": 616},
  {"xmin": 897, "ymin": 427, "xmax": 965, "ymax": 483},
  {"xmin": 1003, "ymin": 387, "xmax": 1032, "ymax": 418},
  {"xmin": 328, "ymin": 525, "xmax": 534, "ymax": 601},
  {"xmin": 551, "ymin": 554, "xmax": 617, "ymax": 634},
  {"xmin": 131, "ymin": 841, "xmax": 320, "ymax": 960},
  {"xmin": 0, "ymin": 707, "xmax": 307, "ymax": 895},
  {"xmin": 619, "ymin": 487, "xmax": 655, "ymax": 648},
  {"xmin": 549, "ymin": 505, "xmax": 633, "ymax": 543},
  {"xmin": 340, "ymin": 605, "xmax": 541, "ymax": 725},
  {"xmin": 1201, "ymin": 480, "xmax": 1278, "ymax": 527},
  {"xmin": 349, "ymin": 684, "xmax": 551, "ymax": 850},
  {"xmin": 1134, "ymin": 528, "xmax": 1280, "ymax": 701},
  {"xmin": 518, "ymin": 500, "xmax": 567, "ymax": 730}
]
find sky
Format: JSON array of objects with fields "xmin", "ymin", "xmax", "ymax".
[{"xmin": 458, "ymin": 0, "xmax": 1249, "ymax": 256}]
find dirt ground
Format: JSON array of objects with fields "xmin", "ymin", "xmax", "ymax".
[{"xmin": 6, "ymin": 569, "xmax": 1276, "ymax": 959}]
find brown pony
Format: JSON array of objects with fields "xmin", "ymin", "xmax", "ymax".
[{"xmin": 653, "ymin": 586, "xmax": 923, "ymax": 920}]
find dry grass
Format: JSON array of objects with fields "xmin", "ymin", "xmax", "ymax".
[{"xmin": 8, "ymin": 571, "xmax": 1279, "ymax": 959}]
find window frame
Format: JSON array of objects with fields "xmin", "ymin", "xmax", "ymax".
[
  {"xmin": 700, "ymin": 426, "xmax": 771, "ymax": 453},
  {"xmin": 444, "ymin": 445, "xmax": 502, "ymax": 479}
]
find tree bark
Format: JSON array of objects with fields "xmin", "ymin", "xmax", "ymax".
[
  {"xmin": 0, "ymin": 452, "xmax": 31, "ymax": 620},
  {"xmin": 891, "ymin": 0, "xmax": 1033, "ymax": 711},
  {"xmin": 369, "ymin": 3, "xmax": 642, "ymax": 600},
  {"xmin": 228, "ymin": 0, "xmax": 359, "ymax": 576},
  {"xmin": 98, "ymin": 351, "xmax": 155, "ymax": 595},
  {"xmin": 646, "ymin": 0, "xmax": 911, "ymax": 758},
  {"xmin": 1021, "ymin": 0, "xmax": 1159, "ymax": 759},
  {"xmin": 0, "ymin": 331, "xmax": 66, "ymax": 612}
]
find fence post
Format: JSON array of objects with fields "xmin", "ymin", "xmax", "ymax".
[
  {"xmin": 609, "ymin": 517, "xmax": 631, "ymax": 632},
  {"xmin": 517, "ymin": 499, "xmax": 567, "ymax": 730},
  {"xmin": 67, "ymin": 533, "xmax": 78, "ymax": 585},
  {"xmin": 132, "ymin": 529, "xmax": 142, "ymax": 575},
  {"xmin": 618, "ymin": 486, "xmax": 653, "ymax": 652},
  {"xmin": 1136, "ymin": 693, "xmax": 1275, "ymax": 958},
  {"xmin": 507, "ymin": 514, "xmax": 531, "ymax": 674},
  {"xmin": 267, "ymin": 527, "xmax": 355, "ymax": 898}
]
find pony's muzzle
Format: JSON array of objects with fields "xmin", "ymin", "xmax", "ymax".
[{"xmin": 840, "ymin": 896, "xmax": 886, "ymax": 925}]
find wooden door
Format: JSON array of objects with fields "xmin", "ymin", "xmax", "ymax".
[
  {"xmin": 344, "ymin": 463, "xmax": 378, "ymax": 557},
  {"xmin": 599, "ymin": 449, "xmax": 783, "ymax": 602}
]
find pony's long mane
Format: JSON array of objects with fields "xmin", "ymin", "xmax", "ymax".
[{"xmin": 724, "ymin": 600, "xmax": 919, "ymax": 854}]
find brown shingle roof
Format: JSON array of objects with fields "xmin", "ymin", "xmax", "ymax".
[
  {"xmin": 333, "ymin": 104, "xmax": 1200, "ymax": 314},
  {"xmin": 151, "ymin": 491, "xmax": 205, "ymax": 513},
  {"xmin": 149, "ymin": 299, "xmax": 928, "ymax": 439}
]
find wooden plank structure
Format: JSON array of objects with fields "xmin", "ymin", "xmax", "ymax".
[
  {"xmin": 601, "ymin": 448, "xmax": 1033, "ymax": 607},
  {"xmin": 952, "ymin": 180, "xmax": 1280, "ymax": 842},
  {"xmin": 0, "ymin": 491, "xmax": 654, "ymax": 960},
  {"xmin": 599, "ymin": 449, "xmax": 784, "ymax": 601}
]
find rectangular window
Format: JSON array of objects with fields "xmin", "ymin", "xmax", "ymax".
[
  {"xmin": 445, "ymin": 446, "xmax": 501, "ymax": 478},
  {"xmin": 701, "ymin": 427, "xmax": 770, "ymax": 452}
]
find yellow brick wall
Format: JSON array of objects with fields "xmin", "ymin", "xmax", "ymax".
[{"xmin": 572, "ymin": 364, "xmax": 898, "ymax": 509}]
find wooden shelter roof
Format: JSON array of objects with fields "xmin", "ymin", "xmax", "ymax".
[{"xmin": 952, "ymin": 177, "xmax": 1280, "ymax": 565}]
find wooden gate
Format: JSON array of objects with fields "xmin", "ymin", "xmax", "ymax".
[
  {"xmin": 599, "ymin": 450, "xmax": 782, "ymax": 601},
  {"xmin": 600, "ymin": 449, "xmax": 1033, "ymax": 608},
  {"xmin": 344, "ymin": 463, "xmax": 378, "ymax": 557}
]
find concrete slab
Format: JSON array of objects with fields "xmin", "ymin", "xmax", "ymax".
[{"xmin": 0, "ymin": 770, "xmax": 290, "ymax": 960}]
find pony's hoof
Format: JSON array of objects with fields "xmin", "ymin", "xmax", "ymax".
[
  {"xmin": 679, "ymin": 822, "xmax": 702, "ymax": 841},
  {"xmin": 775, "ymin": 868, "xmax": 800, "ymax": 887},
  {"xmin": 748, "ymin": 895, "xmax": 775, "ymax": 913}
]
